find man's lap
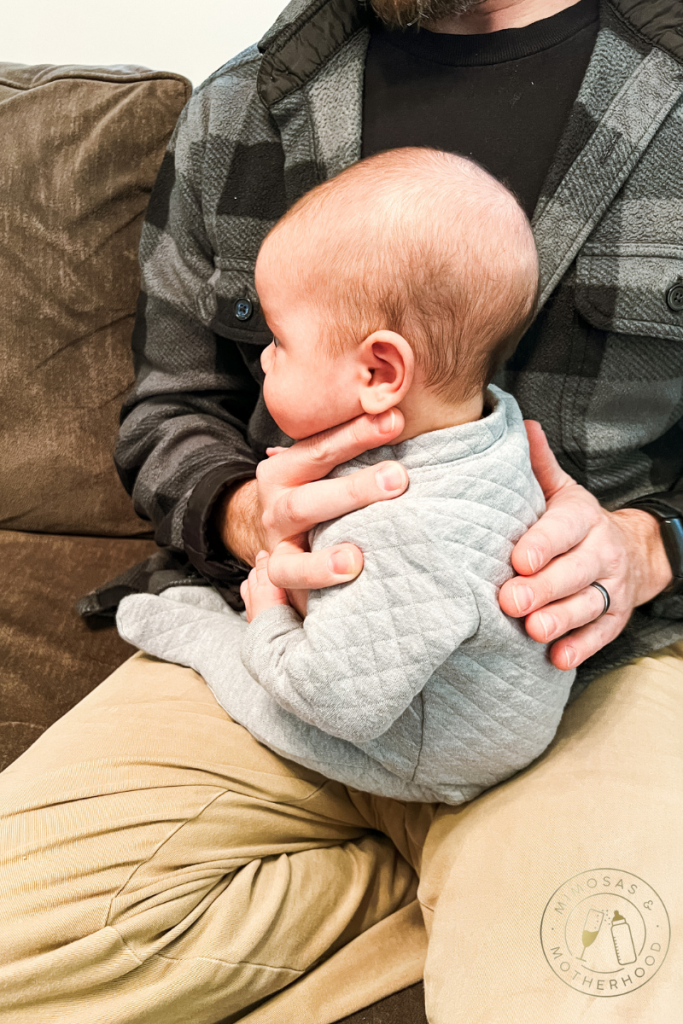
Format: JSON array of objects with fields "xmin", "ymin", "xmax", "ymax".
[
  {"xmin": 0, "ymin": 653, "xmax": 421, "ymax": 1023},
  {"xmin": 1, "ymin": 643, "xmax": 682, "ymax": 1022}
]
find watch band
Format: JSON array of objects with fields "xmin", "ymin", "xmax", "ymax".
[{"xmin": 623, "ymin": 492, "xmax": 683, "ymax": 595}]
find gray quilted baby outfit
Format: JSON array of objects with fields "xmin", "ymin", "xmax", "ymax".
[{"xmin": 117, "ymin": 386, "xmax": 574, "ymax": 804}]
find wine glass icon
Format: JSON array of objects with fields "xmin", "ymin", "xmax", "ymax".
[{"xmin": 578, "ymin": 909, "xmax": 604, "ymax": 961}]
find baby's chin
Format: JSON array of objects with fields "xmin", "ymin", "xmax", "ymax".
[
  {"xmin": 267, "ymin": 397, "xmax": 358, "ymax": 442},
  {"xmin": 276, "ymin": 420, "xmax": 337, "ymax": 442},
  {"xmin": 270, "ymin": 410, "xmax": 352, "ymax": 442}
]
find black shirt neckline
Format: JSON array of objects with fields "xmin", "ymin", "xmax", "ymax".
[{"xmin": 373, "ymin": 0, "xmax": 600, "ymax": 67}]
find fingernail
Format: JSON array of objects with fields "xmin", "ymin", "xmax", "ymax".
[
  {"xmin": 511, "ymin": 584, "xmax": 534, "ymax": 614},
  {"xmin": 376, "ymin": 465, "xmax": 404, "ymax": 491},
  {"xmin": 329, "ymin": 550, "xmax": 356, "ymax": 576},
  {"xmin": 563, "ymin": 645, "xmax": 578, "ymax": 670},
  {"xmin": 373, "ymin": 410, "xmax": 396, "ymax": 434},
  {"xmin": 527, "ymin": 548, "xmax": 542, "ymax": 573},
  {"xmin": 536, "ymin": 611, "xmax": 556, "ymax": 640}
]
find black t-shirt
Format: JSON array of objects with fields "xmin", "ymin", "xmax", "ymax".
[{"xmin": 362, "ymin": 0, "xmax": 599, "ymax": 217}]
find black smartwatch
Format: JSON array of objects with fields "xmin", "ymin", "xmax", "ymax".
[{"xmin": 622, "ymin": 493, "xmax": 683, "ymax": 595}]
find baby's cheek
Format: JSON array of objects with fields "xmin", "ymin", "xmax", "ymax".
[
  {"xmin": 291, "ymin": 397, "xmax": 350, "ymax": 438},
  {"xmin": 263, "ymin": 374, "xmax": 289, "ymax": 424},
  {"xmin": 264, "ymin": 368, "xmax": 359, "ymax": 439},
  {"xmin": 263, "ymin": 379, "xmax": 308, "ymax": 438}
]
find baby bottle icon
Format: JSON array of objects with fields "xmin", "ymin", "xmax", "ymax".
[{"xmin": 611, "ymin": 910, "xmax": 637, "ymax": 965}]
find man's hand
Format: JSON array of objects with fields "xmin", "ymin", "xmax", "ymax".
[
  {"xmin": 217, "ymin": 410, "xmax": 409, "ymax": 613},
  {"xmin": 240, "ymin": 551, "xmax": 290, "ymax": 623},
  {"xmin": 499, "ymin": 421, "xmax": 673, "ymax": 670}
]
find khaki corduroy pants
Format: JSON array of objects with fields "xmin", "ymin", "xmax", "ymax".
[{"xmin": 1, "ymin": 643, "xmax": 682, "ymax": 1023}]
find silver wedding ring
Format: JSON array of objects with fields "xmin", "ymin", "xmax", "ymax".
[{"xmin": 590, "ymin": 581, "xmax": 611, "ymax": 617}]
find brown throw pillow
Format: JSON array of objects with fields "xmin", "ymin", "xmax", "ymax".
[{"xmin": 0, "ymin": 63, "xmax": 191, "ymax": 536}]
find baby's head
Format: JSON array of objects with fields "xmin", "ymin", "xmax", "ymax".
[{"xmin": 255, "ymin": 148, "xmax": 538, "ymax": 441}]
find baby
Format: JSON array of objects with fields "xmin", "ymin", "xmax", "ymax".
[{"xmin": 118, "ymin": 148, "xmax": 575, "ymax": 805}]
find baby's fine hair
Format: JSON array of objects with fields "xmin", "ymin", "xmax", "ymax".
[{"xmin": 266, "ymin": 148, "xmax": 539, "ymax": 403}]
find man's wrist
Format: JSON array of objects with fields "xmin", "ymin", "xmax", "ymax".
[
  {"xmin": 620, "ymin": 493, "xmax": 683, "ymax": 596},
  {"xmin": 182, "ymin": 463, "xmax": 258, "ymax": 588},
  {"xmin": 611, "ymin": 508, "xmax": 674, "ymax": 603},
  {"xmin": 216, "ymin": 478, "xmax": 264, "ymax": 567}
]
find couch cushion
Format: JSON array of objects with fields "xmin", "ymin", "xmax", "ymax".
[
  {"xmin": 0, "ymin": 530, "xmax": 157, "ymax": 770},
  {"xmin": 336, "ymin": 983, "xmax": 427, "ymax": 1024},
  {"xmin": 0, "ymin": 63, "xmax": 191, "ymax": 535}
]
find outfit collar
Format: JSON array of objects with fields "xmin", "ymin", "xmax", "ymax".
[{"xmin": 344, "ymin": 386, "xmax": 511, "ymax": 473}]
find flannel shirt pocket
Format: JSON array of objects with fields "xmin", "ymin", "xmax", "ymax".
[{"xmin": 576, "ymin": 245, "xmax": 683, "ymax": 342}]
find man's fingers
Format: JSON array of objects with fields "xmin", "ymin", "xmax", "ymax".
[
  {"xmin": 510, "ymin": 499, "xmax": 599, "ymax": 577},
  {"xmin": 549, "ymin": 610, "xmax": 624, "ymax": 671},
  {"xmin": 501, "ymin": 539, "xmax": 606, "ymax": 616},
  {"xmin": 257, "ymin": 414, "xmax": 407, "ymax": 552},
  {"xmin": 514, "ymin": 421, "xmax": 588, "ymax": 575},
  {"xmin": 266, "ymin": 461, "xmax": 408, "ymax": 537},
  {"xmin": 262, "ymin": 410, "xmax": 405, "ymax": 487},
  {"xmin": 522, "ymin": 583, "xmax": 614, "ymax": 644},
  {"xmin": 268, "ymin": 544, "xmax": 363, "ymax": 590}
]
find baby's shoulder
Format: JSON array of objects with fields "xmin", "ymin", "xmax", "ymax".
[
  {"xmin": 313, "ymin": 393, "xmax": 543, "ymax": 553},
  {"xmin": 410, "ymin": 427, "xmax": 542, "ymax": 521}
]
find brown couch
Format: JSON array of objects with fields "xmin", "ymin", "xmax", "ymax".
[{"xmin": 0, "ymin": 61, "xmax": 426, "ymax": 1024}]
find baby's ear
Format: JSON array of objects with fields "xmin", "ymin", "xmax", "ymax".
[{"xmin": 358, "ymin": 330, "xmax": 414, "ymax": 415}]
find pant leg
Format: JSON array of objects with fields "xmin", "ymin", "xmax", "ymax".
[
  {"xmin": 0, "ymin": 652, "xmax": 418, "ymax": 1024},
  {"xmin": 420, "ymin": 642, "xmax": 683, "ymax": 1023}
]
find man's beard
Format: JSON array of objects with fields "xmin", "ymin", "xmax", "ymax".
[{"xmin": 369, "ymin": 0, "xmax": 485, "ymax": 28}]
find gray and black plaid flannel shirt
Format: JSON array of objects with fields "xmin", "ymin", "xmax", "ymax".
[{"xmin": 95, "ymin": 0, "xmax": 683, "ymax": 689}]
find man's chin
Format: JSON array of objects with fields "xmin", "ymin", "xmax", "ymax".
[{"xmin": 368, "ymin": 0, "xmax": 486, "ymax": 29}]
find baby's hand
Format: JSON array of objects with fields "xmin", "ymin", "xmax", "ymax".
[{"xmin": 240, "ymin": 550, "xmax": 290, "ymax": 623}]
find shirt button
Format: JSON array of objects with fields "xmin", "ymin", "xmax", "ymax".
[
  {"xmin": 234, "ymin": 298, "xmax": 253, "ymax": 321},
  {"xmin": 666, "ymin": 282, "xmax": 683, "ymax": 312}
]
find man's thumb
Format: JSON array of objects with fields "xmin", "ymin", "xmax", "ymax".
[{"xmin": 524, "ymin": 420, "xmax": 569, "ymax": 497}]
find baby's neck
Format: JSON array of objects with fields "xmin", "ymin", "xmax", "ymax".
[{"xmin": 392, "ymin": 388, "xmax": 486, "ymax": 444}]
